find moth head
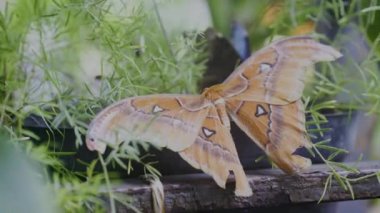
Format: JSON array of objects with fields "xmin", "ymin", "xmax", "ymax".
[
  {"xmin": 86, "ymin": 113, "xmax": 128, "ymax": 154},
  {"xmin": 86, "ymin": 126, "xmax": 107, "ymax": 154},
  {"xmin": 86, "ymin": 114, "xmax": 120, "ymax": 154}
]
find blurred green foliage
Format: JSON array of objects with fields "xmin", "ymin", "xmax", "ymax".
[{"xmin": 0, "ymin": 131, "xmax": 57, "ymax": 213}]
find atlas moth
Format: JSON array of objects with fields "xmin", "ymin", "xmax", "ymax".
[{"xmin": 86, "ymin": 36, "xmax": 342, "ymax": 197}]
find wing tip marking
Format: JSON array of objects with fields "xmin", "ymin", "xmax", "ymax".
[
  {"xmin": 202, "ymin": 127, "xmax": 216, "ymax": 138},
  {"xmin": 152, "ymin": 105, "xmax": 165, "ymax": 113},
  {"xmin": 255, "ymin": 104, "xmax": 268, "ymax": 117}
]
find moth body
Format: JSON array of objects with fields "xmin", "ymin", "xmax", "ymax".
[{"xmin": 86, "ymin": 36, "xmax": 342, "ymax": 197}]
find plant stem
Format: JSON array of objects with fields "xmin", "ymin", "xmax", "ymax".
[
  {"xmin": 151, "ymin": 0, "xmax": 178, "ymax": 66},
  {"xmin": 99, "ymin": 152, "xmax": 116, "ymax": 213}
]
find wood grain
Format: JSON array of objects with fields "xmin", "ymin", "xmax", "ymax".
[{"xmin": 110, "ymin": 161, "xmax": 380, "ymax": 212}]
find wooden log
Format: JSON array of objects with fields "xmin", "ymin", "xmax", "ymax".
[{"xmin": 112, "ymin": 161, "xmax": 380, "ymax": 212}]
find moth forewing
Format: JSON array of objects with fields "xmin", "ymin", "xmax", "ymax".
[
  {"xmin": 126, "ymin": 107, "xmax": 207, "ymax": 151},
  {"xmin": 86, "ymin": 95, "xmax": 211, "ymax": 153},
  {"xmin": 221, "ymin": 36, "xmax": 342, "ymax": 105}
]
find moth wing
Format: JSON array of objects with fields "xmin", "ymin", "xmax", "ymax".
[
  {"xmin": 221, "ymin": 36, "xmax": 342, "ymax": 105},
  {"xmin": 179, "ymin": 106, "xmax": 252, "ymax": 197},
  {"xmin": 86, "ymin": 94, "xmax": 210, "ymax": 153},
  {"xmin": 226, "ymin": 99, "xmax": 311, "ymax": 173}
]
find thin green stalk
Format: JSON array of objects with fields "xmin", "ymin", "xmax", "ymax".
[
  {"xmin": 99, "ymin": 153, "xmax": 116, "ymax": 213},
  {"xmin": 151, "ymin": 0, "xmax": 178, "ymax": 67}
]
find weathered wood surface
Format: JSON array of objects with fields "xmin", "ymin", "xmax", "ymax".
[{"xmin": 113, "ymin": 161, "xmax": 380, "ymax": 212}]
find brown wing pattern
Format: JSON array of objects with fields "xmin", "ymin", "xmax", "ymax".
[
  {"xmin": 179, "ymin": 106, "xmax": 252, "ymax": 196},
  {"xmin": 226, "ymin": 99, "xmax": 311, "ymax": 173},
  {"xmin": 86, "ymin": 94, "xmax": 210, "ymax": 153},
  {"xmin": 221, "ymin": 36, "xmax": 342, "ymax": 105}
]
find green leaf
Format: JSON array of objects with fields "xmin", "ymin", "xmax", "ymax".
[
  {"xmin": 333, "ymin": 172, "xmax": 348, "ymax": 191},
  {"xmin": 319, "ymin": 174, "xmax": 332, "ymax": 203},
  {"xmin": 316, "ymin": 144, "xmax": 349, "ymax": 154},
  {"xmin": 329, "ymin": 162, "xmax": 360, "ymax": 174},
  {"xmin": 345, "ymin": 179, "xmax": 355, "ymax": 200}
]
